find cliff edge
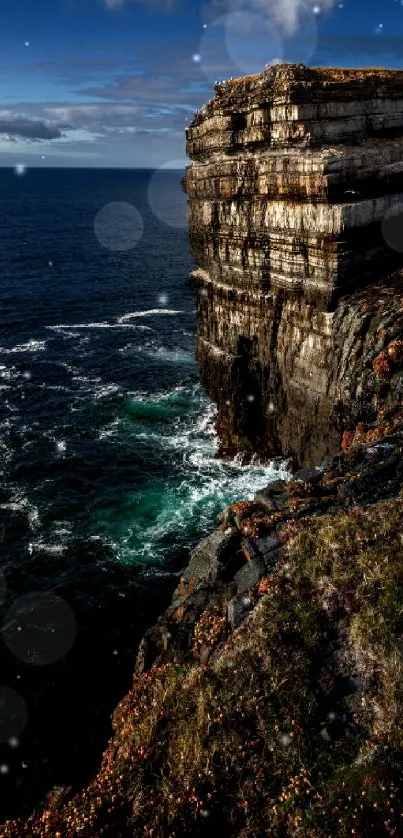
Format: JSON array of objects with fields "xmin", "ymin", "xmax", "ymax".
[
  {"xmin": 183, "ymin": 63, "xmax": 403, "ymax": 466},
  {"xmin": 2, "ymin": 65, "xmax": 403, "ymax": 838}
]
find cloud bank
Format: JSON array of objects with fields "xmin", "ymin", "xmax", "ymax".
[{"xmin": 0, "ymin": 116, "xmax": 63, "ymax": 141}]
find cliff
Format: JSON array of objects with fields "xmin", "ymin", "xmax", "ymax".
[
  {"xmin": 2, "ymin": 65, "xmax": 403, "ymax": 838},
  {"xmin": 183, "ymin": 63, "xmax": 403, "ymax": 466}
]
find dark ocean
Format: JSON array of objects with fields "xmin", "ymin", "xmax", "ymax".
[{"xmin": 0, "ymin": 167, "xmax": 289, "ymax": 822}]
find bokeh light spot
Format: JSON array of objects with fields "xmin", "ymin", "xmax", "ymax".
[
  {"xmin": 94, "ymin": 202, "xmax": 144, "ymax": 252},
  {"xmin": 2, "ymin": 591, "xmax": 77, "ymax": 666},
  {"xmin": 147, "ymin": 161, "xmax": 188, "ymax": 229}
]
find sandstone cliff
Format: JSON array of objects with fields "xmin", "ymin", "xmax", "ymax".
[{"xmin": 183, "ymin": 64, "xmax": 403, "ymax": 466}]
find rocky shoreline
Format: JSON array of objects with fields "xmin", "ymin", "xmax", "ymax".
[
  {"xmin": 2, "ymin": 64, "xmax": 403, "ymax": 836},
  {"xmin": 134, "ymin": 406, "xmax": 403, "ymax": 681},
  {"xmin": 1, "ymin": 404, "xmax": 402, "ymax": 836}
]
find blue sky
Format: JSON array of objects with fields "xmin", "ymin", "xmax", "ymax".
[{"xmin": 1, "ymin": 0, "xmax": 403, "ymax": 168}]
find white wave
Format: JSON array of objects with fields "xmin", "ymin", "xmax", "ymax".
[
  {"xmin": 28, "ymin": 506, "xmax": 40, "ymax": 528},
  {"xmin": 50, "ymin": 521, "xmax": 73, "ymax": 538},
  {"xmin": 55, "ymin": 362, "xmax": 82, "ymax": 375},
  {"xmin": 98, "ymin": 417, "xmax": 121, "ymax": 440},
  {"xmin": 62, "ymin": 373, "xmax": 123, "ymax": 401},
  {"xmin": 122, "ymin": 343, "xmax": 195, "ymax": 364},
  {"xmin": 2, "ymin": 492, "xmax": 41, "ymax": 529},
  {"xmin": 70, "ymin": 374, "xmax": 122, "ymax": 396},
  {"xmin": 0, "ymin": 439, "xmax": 11, "ymax": 458},
  {"xmin": 72, "ymin": 373, "xmax": 102, "ymax": 385},
  {"xmin": 2, "ymin": 399, "xmax": 18, "ymax": 412},
  {"xmin": 0, "ymin": 417, "xmax": 16, "ymax": 430},
  {"xmin": 49, "ymin": 330, "xmax": 91, "ymax": 347},
  {"xmin": 0, "ymin": 340, "xmax": 46, "ymax": 354},
  {"xmin": 139, "ymin": 566, "xmax": 182, "ymax": 579},
  {"xmin": 0, "ymin": 365, "xmax": 19, "ymax": 381},
  {"xmin": 126, "ymin": 382, "xmax": 191, "ymax": 403},
  {"xmin": 193, "ymin": 402, "xmax": 217, "ymax": 435},
  {"xmin": 49, "ymin": 329, "xmax": 82, "ymax": 339},
  {"xmin": 117, "ymin": 309, "xmax": 183, "ymax": 322},
  {"xmin": 27, "ymin": 541, "xmax": 66, "ymax": 556},
  {"xmin": 88, "ymin": 386, "xmax": 291, "ymax": 569},
  {"xmin": 47, "ymin": 322, "xmax": 154, "ymax": 331},
  {"xmin": 93, "ymin": 383, "xmax": 122, "ymax": 400}
]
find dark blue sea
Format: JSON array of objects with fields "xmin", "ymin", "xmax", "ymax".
[{"xmin": 0, "ymin": 167, "xmax": 288, "ymax": 822}]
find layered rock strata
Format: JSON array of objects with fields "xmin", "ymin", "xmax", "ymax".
[{"xmin": 183, "ymin": 64, "xmax": 403, "ymax": 466}]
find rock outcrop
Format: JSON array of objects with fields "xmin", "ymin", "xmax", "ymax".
[{"xmin": 183, "ymin": 64, "xmax": 403, "ymax": 466}]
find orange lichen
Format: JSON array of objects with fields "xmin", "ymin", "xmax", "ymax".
[
  {"xmin": 257, "ymin": 577, "xmax": 271, "ymax": 595},
  {"xmin": 193, "ymin": 610, "xmax": 227, "ymax": 658},
  {"xmin": 386, "ymin": 338, "xmax": 403, "ymax": 367},
  {"xmin": 372, "ymin": 351, "xmax": 391, "ymax": 376},
  {"xmin": 228, "ymin": 501, "xmax": 255, "ymax": 517},
  {"xmin": 341, "ymin": 408, "xmax": 403, "ymax": 451}
]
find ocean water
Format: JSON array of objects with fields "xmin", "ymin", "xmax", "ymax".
[{"xmin": 0, "ymin": 167, "xmax": 289, "ymax": 821}]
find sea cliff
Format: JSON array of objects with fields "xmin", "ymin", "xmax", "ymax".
[
  {"xmin": 2, "ymin": 64, "xmax": 403, "ymax": 837},
  {"xmin": 183, "ymin": 63, "xmax": 403, "ymax": 466}
]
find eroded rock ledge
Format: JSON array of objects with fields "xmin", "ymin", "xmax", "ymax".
[{"xmin": 183, "ymin": 63, "xmax": 403, "ymax": 466}]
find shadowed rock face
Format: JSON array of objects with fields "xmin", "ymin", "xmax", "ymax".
[{"xmin": 183, "ymin": 63, "xmax": 403, "ymax": 467}]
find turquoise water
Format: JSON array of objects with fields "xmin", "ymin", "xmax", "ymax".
[{"xmin": 88, "ymin": 381, "xmax": 290, "ymax": 570}]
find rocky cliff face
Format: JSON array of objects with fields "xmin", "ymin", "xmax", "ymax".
[{"xmin": 183, "ymin": 64, "xmax": 403, "ymax": 466}]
